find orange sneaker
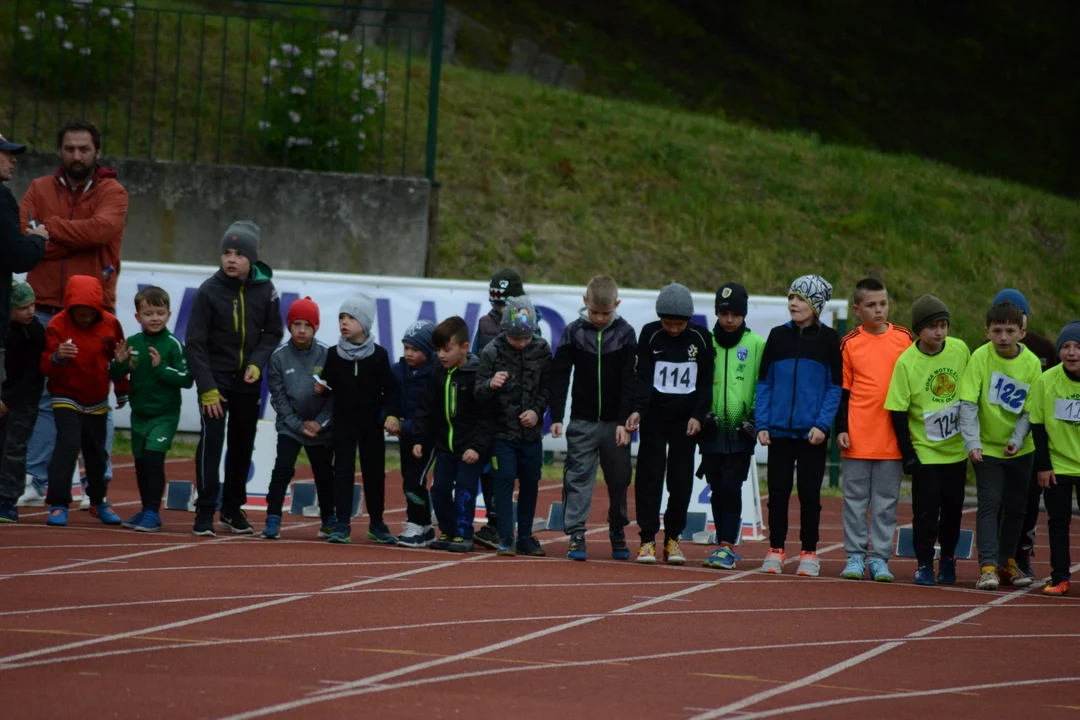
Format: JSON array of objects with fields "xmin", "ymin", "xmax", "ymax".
[
  {"xmin": 760, "ymin": 548, "xmax": 785, "ymax": 574},
  {"xmin": 797, "ymin": 551, "xmax": 820, "ymax": 577},
  {"xmin": 1043, "ymin": 580, "xmax": 1070, "ymax": 597}
]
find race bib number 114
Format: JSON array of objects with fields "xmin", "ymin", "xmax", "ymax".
[{"xmin": 653, "ymin": 361, "xmax": 697, "ymax": 395}]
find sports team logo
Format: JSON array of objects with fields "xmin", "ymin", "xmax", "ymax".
[
  {"xmin": 722, "ymin": 287, "xmax": 733, "ymax": 299},
  {"xmin": 688, "ymin": 344, "xmax": 699, "ymax": 360},
  {"xmin": 737, "ymin": 346, "xmax": 748, "ymax": 361},
  {"xmin": 926, "ymin": 367, "xmax": 959, "ymax": 402}
]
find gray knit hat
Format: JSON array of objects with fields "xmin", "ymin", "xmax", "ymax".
[
  {"xmin": 1056, "ymin": 321, "xmax": 1080, "ymax": 353},
  {"xmin": 788, "ymin": 275, "xmax": 832, "ymax": 318},
  {"xmin": 911, "ymin": 294, "xmax": 950, "ymax": 334},
  {"xmin": 656, "ymin": 283, "xmax": 694, "ymax": 319},
  {"xmin": 340, "ymin": 293, "xmax": 376, "ymax": 333},
  {"xmin": 501, "ymin": 295, "xmax": 539, "ymax": 339},
  {"xmin": 10, "ymin": 279, "xmax": 35, "ymax": 310},
  {"xmin": 221, "ymin": 220, "xmax": 261, "ymax": 264}
]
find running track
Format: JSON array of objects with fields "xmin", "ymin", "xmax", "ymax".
[{"xmin": 1, "ymin": 458, "xmax": 1078, "ymax": 719}]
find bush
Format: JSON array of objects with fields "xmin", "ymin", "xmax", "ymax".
[{"xmin": 251, "ymin": 28, "xmax": 387, "ymax": 172}]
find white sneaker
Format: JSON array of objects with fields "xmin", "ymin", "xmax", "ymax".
[
  {"xmin": 17, "ymin": 483, "xmax": 46, "ymax": 507},
  {"xmin": 976, "ymin": 567, "xmax": 1000, "ymax": 591},
  {"xmin": 79, "ymin": 492, "xmax": 91, "ymax": 511}
]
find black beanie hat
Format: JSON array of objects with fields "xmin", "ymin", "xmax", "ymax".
[
  {"xmin": 911, "ymin": 294, "xmax": 950, "ymax": 334},
  {"xmin": 489, "ymin": 268, "xmax": 525, "ymax": 304},
  {"xmin": 715, "ymin": 282, "xmax": 749, "ymax": 317}
]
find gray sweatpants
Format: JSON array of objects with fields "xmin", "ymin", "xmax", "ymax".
[
  {"xmin": 975, "ymin": 453, "xmax": 1034, "ymax": 568},
  {"xmin": 842, "ymin": 458, "xmax": 903, "ymax": 562},
  {"xmin": 561, "ymin": 419, "xmax": 631, "ymax": 536}
]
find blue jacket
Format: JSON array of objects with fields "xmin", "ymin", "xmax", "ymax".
[
  {"xmin": 755, "ymin": 321, "xmax": 842, "ymax": 439},
  {"xmin": 392, "ymin": 355, "xmax": 438, "ymax": 440}
]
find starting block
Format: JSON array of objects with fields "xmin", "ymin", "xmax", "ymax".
[
  {"xmin": 895, "ymin": 527, "xmax": 974, "ymax": 560},
  {"xmin": 289, "ymin": 482, "xmax": 316, "ymax": 516},
  {"xmin": 683, "ymin": 512, "xmax": 707, "ymax": 537},
  {"xmin": 545, "ymin": 502, "xmax": 564, "ymax": 532},
  {"xmin": 165, "ymin": 481, "xmax": 195, "ymax": 512}
]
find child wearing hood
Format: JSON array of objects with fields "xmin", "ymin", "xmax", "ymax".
[
  {"xmin": 392, "ymin": 320, "xmax": 438, "ymax": 547},
  {"xmin": 315, "ymin": 293, "xmax": 401, "ymax": 544}
]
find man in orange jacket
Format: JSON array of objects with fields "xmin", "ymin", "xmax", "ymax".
[{"xmin": 17, "ymin": 121, "xmax": 129, "ymax": 509}]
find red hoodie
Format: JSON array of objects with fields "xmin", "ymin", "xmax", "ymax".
[{"xmin": 41, "ymin": 275, "xmax": 129, "ymax": 413}]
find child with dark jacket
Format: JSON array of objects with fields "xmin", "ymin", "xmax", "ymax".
[
  {"xmin": 41, "ymin": 275, "xmax": 129, "ymax": 527},
  {"xmin": 413, "ymin": 316, "xmax": 491, "ymax": 553},
  {"xmin": 629, "ymin": 284, "xmax": 713, "ymax": 566},
  {"xmin": 262, "ymin": 297, "xmax": 334, "ymax": 540},
  {"xmin": 0, "ymin": 282, "xmax": 46, "ymax": 523},
  {"xmin": 475, "ymin": 296, "xmax": 552, "ymax": 557},
  {"xmin": 756, "ymin": 274, "xmax": 842, "ymax": 577},
  {"xmin": 315, "ymin": 293, "xmax": 401, "ymax": 545},
  {"xmin": 392, "ymin": 320, "xmax": 438, "ymax": 547},
  {"xmin": 185, "ymin": 222, "xmax": 283, "ymax": 537}
]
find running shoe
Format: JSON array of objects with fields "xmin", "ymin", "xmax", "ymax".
[
  {"xmin": 496, "ymin": 537, "xmax": 517, "ymax": 556},
  {"xmin": 192, "ymin": 509, "xmax": 216, "ymax": 536},
  {"xmin": 134, "ymin": 510, "xmax": 162, "ymax": 533},
  {"xmin": 664, "ymin": 538, "xmax": 686, "ymax": 566},
  {"xmin": 610, "ymin": 528, "xmax": 630, "ymax": 560},
  {"xmin": 122, "ymin": 510, "xmax": 145, "ymax": 529},
  {"xmin": 17, "ymin": 482, "xmax": 46, "ymax": 507},
  {"xmin": 913, "ymin": 565, "xmax": 936, "ymax": 586},
  {"xmin": 1043, "ymin": 580, "xmax": 1070, "ymax": 597},
  {"xmin": 796, "ymin": 551, "xmax": 820, "ymax": 577},
  {"xmin": 841, "ymin": 556, "xmax": 865, "ymax": 580},
  {"xmin": 261, "ymin": 514, "xmax": 282, "ymax": 540},
  {"xmin": 567, "ymin": 533, "xmax": 587, "ymax": 561},
  {"xmin": 868, "ymin": 558, "xmax": 894, "ymax": 583},
  {"xmin": 516, "ymin": 536, "xmax": 546, "ymax": 557},
  {"xmin": 46, "ymin": 506, "xmax": 69, "ymax": 527},
  {"xmin": 976, "ymin": 566, "xmax": 1000, "ymax": 590},
  {"xmin": 0, "ymin": 502, "xmax": 18, "ymax": 524},
  {"xmin": 637, "ymin": 541, "xmax": 657, "ymax": 565},
  {"xmin": 937, "ymin": 556, "xmax": 957, "ymax": 585},
  {"xmin": 397, "ymin": 523, "xmax": 436, "ymax": 548},
  {"xmin": 327, "ymin": 523, "xmax": 352, "ymax": 544},
  {"xmin": 760, "ymin": 548, "xmax": 785, "ymax": 574},
  {"xmin": 1015, "ymin": 549, "xmax": 1035, "ymax": 580},
  {"xmin": 367, "ymin": 523, "xmax": 397, "ymax": 545},
  {"xmin": 474, "ymin": 524, "xmax": 500, "ymax": 550},
  {"xmin": 219, "ymin": 510, "xmax": 255, "ymax": 535},
  {"xmin": 999, "ymin": 558, "xmax": 1033, "ymax": 588},
  {"xmin": 317, "ymin": 515, "xmax": 338, "ymax": 540},
  {"xmin": 90, "ymin": 503, "xmax": 122, "ymax": 525},
  {"xmin": 448, "ymin": 536, "xmax": 474, "ymax": 553},
  {"xmin": 430, "ymin": 532, "xmax": 452, "ymax": 551},
  {"xmin": 704, "ymin": 544, "xmax": 740, "ymax": 570}
]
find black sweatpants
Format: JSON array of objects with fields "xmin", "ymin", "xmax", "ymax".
[
  {"xmin": 766, "ymin": 436, "xmax": 827, "ymax": 552},
  {"xmin": 333, "ymin": 421, "xmax": 386, "ymax": 528},
  {"xmin": 479, "ymin": 469, "xmax": 498, "ymax": 526},
  {"xmin": 265, "ymin": 434, "xmax": 335, "ymax": 520},
  {"xmin": 1014, "ymin": 465, "xmax": 1043, "ymax": 558},
  {"xmin": 702, "ymin": 452, "xmax": 753, "ymax": 546},
  {"xmin": 634, "ymin": 417, "xmax": 696, "ymax": 542},
  {"xmin": 910, "ymin": 459, "xmax": 968, "ymax": 567},
  {"xmin": 399, "ymin": 438, "xmax": 434, "ymax": 526},
  {"xmin": 44, "ymin": 408, "xmax": 109, "ymax": 508},
  {"xmin": 194, "ymin": 389, "xmax": 261, "ymax": 514},
  {"xmin": 1044, "ymin": 474, "xmax": 1079, "ymax": 584},
  {"xmin": 135, "ymin": 451, "xmax": 167, "ymax": 512},
  {"xmin": 0, "ymin": 401, "xmax": 39, "ymax": 504}
]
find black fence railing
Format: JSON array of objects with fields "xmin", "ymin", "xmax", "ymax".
[{"xmin": 1, "ymin": 0, "xmax": 444, "ymax": 179}]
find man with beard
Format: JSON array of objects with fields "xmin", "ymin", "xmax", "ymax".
[{"xmin": 16, "ymin": 121, "xmax": 129, "ymax": 508}]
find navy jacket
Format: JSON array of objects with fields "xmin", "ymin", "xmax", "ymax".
[
  {"xmin": 755, "ymin": 321, "xmax": 842, "ymax": 439},
  {"xmin": 392, "ymin": 354, "xmax": 438, "ymax": 441}
]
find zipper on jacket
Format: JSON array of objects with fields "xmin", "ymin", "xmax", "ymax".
[
  {"xmin": 238, "ymin": 286, "xmax": 247, "ymax": 371},
  {"xmin": 596, "ymin": 329, "xmax": 603, "ymax": 420},
  {"xmin": 788, "ymin": 327, "xmax": 803, "ymax": 429},
  {"xmin": 445, "ymin": 367, "xmax": 456, "ymax": 452},
  {"xmin": 723, "ymin": 347, "xmax": 729, "ymax": 426}
]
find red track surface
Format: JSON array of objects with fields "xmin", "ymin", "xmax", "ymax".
[{"xmin": 2, "ymin": 457, "xmax": 1079, "ymax": 720}]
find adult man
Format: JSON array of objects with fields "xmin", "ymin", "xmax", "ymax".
[{"xmin": 17, "ymin": 121, "xmax": 128, "ymax": 508}]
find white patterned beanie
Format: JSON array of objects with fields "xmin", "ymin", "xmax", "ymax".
[{"xmin": 788, "ymin": 274, "xmax": 833, "ymax": 318}]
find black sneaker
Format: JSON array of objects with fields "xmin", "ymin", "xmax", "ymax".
[
  {"xmin": 193, "ymin": 509, "xmax": 216, "ymax": 537},
  {"xmin": 430, "ymin": 532, "xmax": 451, "ymax": 551},
  {"xmin": 219, "ymin": 509, "xmax": 255, "ymax": 535},
  {"xmin": 367, "ymin": 522, "xmax": 397, "ymax": 545},
  {"xmin": 1015, "ymin": 549, "xmax": 1035, "ymax": 580},
  {"xmin": 610, "ymin": 527, "xmax": 630, "ymax": 560},
  {"xmin": 474, "ymin": 524, "xmax": 500, "ymax": 550},
  {"xmin": 448, "ymin": 535, "xmax": 474, "ymax": 553},
  {"xmin": 516, "ymin": 535, "xmax": 546, "ymax": 557}
]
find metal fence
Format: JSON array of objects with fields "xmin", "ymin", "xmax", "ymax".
[{"xmin": 1, "ymin": 0, "xmax": 444, "ymax": 180}]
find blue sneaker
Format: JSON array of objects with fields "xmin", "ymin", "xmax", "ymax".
[
  {"xmin": 134, "ymin": 510, "xmax": 162, "ymax": 533},
  {"xmin": 913, "ymin": 564, "xmax": 936, "ymax": 586},
  {"xmin": 328, "ymin": 523, "xmax": 351, "ymax": 544},
  {"xmin": 46, "ymin": 506, "xmax": 69, "ymax": 527},
  {"xmin": 317, "ymin": 515, "xmax": 338, "ymax": 540},
  {"xmin": 90, "ymin": 503, "xmax": 122, "ymax": 525},
  {"xmin": 122, "ymin": 510, "xmax": 146, "ymax": 529},
  {"xmin": 610, "ymin": 529, "xmax": 630, "ymax": 560},
  {"xmin": 567, "ymin": 533, "xmax": 587, "ymax": 561},
  {"xmin": 704, "ymin": 545, "xmax": 741, "ymax": 570},
  {"xmin": 841, "ymin": 556, "xmax": 865, "ymax": 580},
  {"xmin": 937, "ymin": 556, "xmax": 957, "ymax": 585},
  {"xmin": 261, "ymin": 514, "xmax": 282, "ymax": 540},
  {"xmin": 868, "ymin": 558, "xmax": 894, "ymax": 583},
  {"xmin": 0, "ymin": 502, "xmax": 18, "ymax": 523}
]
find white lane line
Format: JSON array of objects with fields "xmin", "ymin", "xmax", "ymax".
[
  {"xmin": 16, "ymin": 501, "xmax": 141, "ymax": 519},
  {"xmin": 0, "ymin": 543, "xmax": 192, "ymax": 550},
  {"xmin": 686, "ymin": 561, "xmax": 1080, "ymax": 720}
]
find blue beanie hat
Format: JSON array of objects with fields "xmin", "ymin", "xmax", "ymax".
[
  {"xmin": 1056, "ymin": 321, "xmax": 1080, "ymax": 354},
  {"xmin": 401, "ymin": 320, "xmax": 436, "ymax": 358},
  {"xmin": 993, "ymin": 289, "xmax": 1029, "ymax": 317}
]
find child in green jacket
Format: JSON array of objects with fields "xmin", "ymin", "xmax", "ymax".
[{"xmin": 109, "ymin": 286, "xmax": 194, "ymax": 532}]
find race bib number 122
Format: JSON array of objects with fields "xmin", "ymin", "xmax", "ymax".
[{"xmin": 988, "ymin": 371, "xmax": 1029, "ymax": 415}]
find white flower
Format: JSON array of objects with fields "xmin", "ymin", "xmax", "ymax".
[
  {"xmin": 354, "ymin": 45, "xmax": 365, "ymax": 54},
  {"xmin": 288, "ymin": 110, "xmax": 301, "ymax": 123},
  {"xmin": 357, "ymin": 143, "xmax": 364, "ymax": 151},
  {"xmin": 257, "ymin": 120, "xmax": 271, "ymax": 131},
  {"xmin": 295, "ymin": 137, "xmax": 312, "ymax": 147},
  {"xmin": 279, "ymin": 43, "xmax": 301, "ymax": 57},
  {"xmin": 98, "ymin": 8, "xmax": 111, "ymax": 17},
  {"xmin": 79, "ymin": 47, "xmax": 92, "ymax": 56},
  {"xmin": 349, "ymin": 90, "xmax": 360, "ymax": 102},
  {"xmin": 261, "ymin": 76, "xmax": 273, "ymax": 85},
  {"xmin": 342, "ymin": 60, "xmax": 355, "ymax": 71},
  {"xmin": 111, "ymin": 17, "xmax": 120, "ymax": 27},
  {"xmin": 365, "ymin": 107, "xmax": 375, "ymax": 115},
  {"xmin": 19, "ymin": 25, "xmax": 31, "ymax": 34},
  {"xmin": 124, "ymin": 9, "xmax": 134, "ymax": 19},
  {"xmin": 54, "ymin": 16, "xmax": 67, "ymax": 29},
  {"xmin": 315, "ymin": 59, "xmax": 328, "ymax": 68},
  {"xmin": 122, "ymin": 2, "xmax": 133, "ymax": 7},
  {"xmin": 350, "ymin": 113, "xmax": 363, "ymax": 123},
  {"xmin": 35, "ymin": 10, "xmax": 46, "ymax": 20},
  {"xmin": 358, "ymin": 131, "xmax": 366, "ymax": 139},
  {"xmin": 340, "ymin": 34, "xmax": 349, "ymax": 43},
  {"xmin": 62, "ymin": 40, "xmax": 74, "ymax": 50},
  {"xmin": 326, "ymin": 138, "xmax": 340, "ymax": 148},
  {"xmin": 318, "ymin": 48, "xmax": 337, "ymax": 58},
  {"xmin": 286, "ymin": 136, "xmax": 297, "ymax": 148},
  {"xmin": 269, "ymin": 57, "xmax": 280, "ymax": 69},
  {"xmin": 72, "ymin": 0, "xmax": 92, "ymax": 6},
  {"xmin": 289, "ymin": 86, "xmax": 306, "ymax": 96},
  {"xmin": 323, "ymin": 29, "xmax": 339, "ymax": 40},
  {"xmin": 301, "ymin": 67, "xmax": 314, "ymax": 79}
]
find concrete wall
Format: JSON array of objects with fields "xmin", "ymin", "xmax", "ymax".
[{"xmin": 8, "ymin": 152, "xmax": 431, "ymax": 276}]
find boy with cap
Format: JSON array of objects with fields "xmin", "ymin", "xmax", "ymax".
[
  {"xmin": 629, "ymin": 283, "xmax": 713, "ymax": 565},
  {"xmin": 885, "ymin": 295, "xmax": 970, "ymax": 585},
  {"xmin": 109, "ymin": 286, "xmax": 193, "ymax": 532},
  {"xmin": 990, "ymin": 289, "xmax": 1059, "ymax": 579},
  {"xmin": 960, "ymin": 301, "xmax": 1042, "ymax": 590},
  {"xmin": 550, "ymin": 275, "xmax": 638, "ymax": 561},
  {"xmin": 475, "ymin": 296, "xmax": 552, "ymax": 556},
  {"xmin": 756, "ymin": 274, "xmax": 842, "ymax": 577},
  {"xmin": 700, "ymin": 282, "xmax": 765, "ymax": 570},
  {"xmin": 0, "ymin": 281, "xmax": 46, "ymax": 522},
  {"xmin": 393, "ymin": 320, "xmax": 438, "ymax": 547},
  {"xmin": 836, "ymin": 278, "xmax": 913, "ymax": 582},
  {"xmin": 261, "ymin": 297, "xmax": 334, "ymax": 540},
  {"xmin": 315, "ymin": 293, "xmax": 401, "ymax": 544},
  {"xmin": 185, "ymin": 221, "xmax": 284, "ymax": 536},
  {"xmin": 1027, "ymin": 321, "xmax": 1080, "ymax": 596}
]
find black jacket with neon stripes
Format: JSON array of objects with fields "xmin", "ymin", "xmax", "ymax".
[
  {"xmin": 185, "ymin": 263, "xmax": 284, "ymax": 395},
  {"xmin": 549, "ymin": 312, "xmax": 638, "ymax": 424},
  {"xmin": 413, "ymin": 354, "xmax": 492, "ymax": 456}
]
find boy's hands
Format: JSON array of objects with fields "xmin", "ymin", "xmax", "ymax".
[
  {"xmin": 462, "ymin": 449, "xmax": 480, "ymax": 464},
  {"xmin": 520, "ymin": 409, "xmax": 539, "ymax": 428},
  {"xmin": 384, "ymin": 416, "xmax": 401, "ymax": 436},
  {"xmin": 550, "ymin": 422, "xmax": 563, "ymax": 439},
  {"xmin": 837, "ymin": 432, "xmax": 851, "ymax": 450},
  {"xmin": 808, "ymin": 427, "xmax": 826, "ymax": 446},
  {"xmin": 1004, "ymin": 442, "xmax": 1019, "ymax": 457},
  {"xmin": 302, "ymin": 420, "xmax": 322, "ymax": 438},
  {"xmin": 148, "ymin": 347, "xmax": 162, "ymax": 368},
  {"xmin": 615, "ymin": 425, "xmax": 632, "ymax": 447},
  {"xmin": 113, "ymin": 339, "xmax": 131, "ymax": 363},
  {"xmin": 203, "ymin": 402, "xmax": 224, "ymax": 418},
  {"xmin": 686, "ymin": 418, "xmax": 701, "ymax": 436},
  {"xmin": 757, "ymin": 430, "xmax": 771, "ymax": 446},
  {"xmin": 412, "ymin": 444, "xmax": 424, "ymax": 459},
  {"xmin": 489, "ymin": 371, "xmax": 509, "ymax": 390},
  {"xmin": 57, "ymin": 339, "xmax": 78, "ymax": 360},
  {"xmin": 1038, "ymin": 470, "xmax": 1056, "ymax": 488},
  {"xmin": 0, "ymin": 401, "xmax": 7, "ymax": 417},
  {"xmin": 969, "ymin": 448, "xmax": 983, "ymax": 463},
  {"xmin": 625, "ymin": 412, "xmax": 641, "ymax": 433},
  {"xmin": 243, "ymin": 365, "xmax": 260, "ymax": 384},
  {"xmin": 313, "ymin": 380, "xmax": 326, "ymax": 395}
]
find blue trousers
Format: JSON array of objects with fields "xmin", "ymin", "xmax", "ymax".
[
  {"xmin": 491, "ymin": 439, "xmax": 543, "ymax": 540},
  {"xmin": 431, "ymin": 449, "xmax": 482, "ymax": 540}
]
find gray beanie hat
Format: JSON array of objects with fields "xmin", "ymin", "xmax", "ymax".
[
  {"xmin": 911, "ymin": 294, "xmax": 950, "ymax": 334},
  {"xmin": 788, "ymin": 274, "xmax": 833, "ymax": 318},
  {"xmin": 656, "ymin": 283, "xmax": 694, "ymax": 319},
  {"xmin": 501, "ymin": 295, "xmax": 540, "ymax": 339},
  {"xmin": 340, "ymin": 293, "xmax": 376, "ymax": 333},
  {"xmin": 1056, "ymin": 321, "xmax": 1080, "ymax": 353},
  {"xmin": 221, "ymin": 220, "xmax": 261, "ymax": 264}
]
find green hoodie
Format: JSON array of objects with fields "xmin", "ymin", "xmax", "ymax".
[
  {"xmin": 109, "ymin": 328, "xmax": 194, "ymax": 419},
  {"xmin": 703, "ymin": 325, "xmax": 765, "ymax": 455}
]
